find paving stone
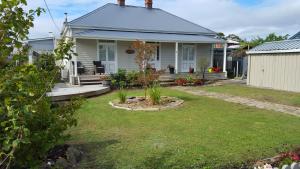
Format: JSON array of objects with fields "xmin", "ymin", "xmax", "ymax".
[{"xmin": 173, "ymin": 86, "xmax": 300, "ymax": 117}]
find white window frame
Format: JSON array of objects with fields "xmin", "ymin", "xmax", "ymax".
[
  {"xmin": 97, "ymin": 40, "xmax": 117, "ymax": 74},
  {"xmin": 181, "ymin": 44, "xmax": 197, "ymax": 72}
]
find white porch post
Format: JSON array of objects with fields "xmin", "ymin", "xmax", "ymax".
[
  {"xmin": 210, "ymin": 44, "xmax": 214, "ymax": 67},
  {"xmin": 223, "ymin": 43, "xmax": 227, "ymax": 76},
  {"xmin": 175, "ymin": 42, "xmax": 179, "ymax": 74},
  {"xmin": 74, "ymin": 38, "xmax": 78, "ymax": 77},
  {"xmin": 28, "ymin": 54, "xmax": 33, "ymax": 64}
]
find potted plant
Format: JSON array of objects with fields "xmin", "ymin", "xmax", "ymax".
[
  {"xmin": 189, "ymin": 67, "xmax": 194, "ymax": 74},
  {"xmin": 101, "ymin": 75, "xmax": 111, "ymax": 86},
  {"xmin": 168, "ymin": 65, "xmax": 175, "ymax": 74}
]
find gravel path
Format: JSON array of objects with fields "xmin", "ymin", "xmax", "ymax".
[{"xmin": 173, "ymin": 86, "xmax": 300, "ymax": 117}]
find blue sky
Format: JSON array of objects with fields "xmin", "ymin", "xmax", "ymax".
[{"xmin": 28, "ymin": 0, "xmax": 300, "ymax": 39}]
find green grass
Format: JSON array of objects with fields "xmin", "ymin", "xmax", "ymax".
[
  {"xmin": 68, "ymin": 88, "xmax": 300, "ymax": 169},
  {"xmin": 200, "ymin": 84, "xmax": 300, "ymax": 107}
]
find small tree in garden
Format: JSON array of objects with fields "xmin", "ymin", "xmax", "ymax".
[
  {"xmin": 132, "ymin": 40, "xmax": 157, "ymax": 98},
  {"xmin": 0, "ymin": 1, "xmax": 82, "ymax": 168},
  {"xmin": 198, "ymin": 57, "xmax": 210, "ymax": 80}
]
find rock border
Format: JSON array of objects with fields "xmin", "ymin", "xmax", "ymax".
[{"xmin": 109, "ymin": 96, "xmax": 184, "ymax": 111}]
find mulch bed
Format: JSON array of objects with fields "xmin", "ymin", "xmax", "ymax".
[{"xmin": 109, "ymin": 96, "xmax": 184, "ymax": 111}]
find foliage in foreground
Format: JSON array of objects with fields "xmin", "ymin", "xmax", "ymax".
[{"xmin": 0, "ymin": 0, "xmax": 82, "ymax": 168}]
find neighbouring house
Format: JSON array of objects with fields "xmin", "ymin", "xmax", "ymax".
[
  {"xmin": 26, "ymin": 37, "xmax": 56, "ymax": 64},
  {"xmin": 247, "ymin": 37, "xmax": 300, "ymax": 92},
  {"xmin": 214, "ymin": 39, "xmax": 247, "ymax": 78},
  {"xmin": 61, "ymin": 0, "xmax": 227, "ymax": 85}
]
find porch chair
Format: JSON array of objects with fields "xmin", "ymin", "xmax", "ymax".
[
  {"xmin": 72, "ymin": 61, "xmax": 85, "ymax": 75},
  {"xmin": 93, "ymin": 61, "xmax": 105, "ymax": 74}
]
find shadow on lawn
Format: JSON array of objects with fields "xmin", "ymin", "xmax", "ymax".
[{"xmin": 73, "ymin": 139, "xmax": 120, "ymax": 169}]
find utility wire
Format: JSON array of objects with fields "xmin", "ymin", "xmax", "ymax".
[{"xmin": 43, "ymin": 0, "xmax": 61, "ymax": 32}]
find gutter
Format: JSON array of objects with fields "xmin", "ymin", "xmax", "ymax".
[{"xmin": 246, "ymin": 49, "xmax": 300, "ymax": 54}]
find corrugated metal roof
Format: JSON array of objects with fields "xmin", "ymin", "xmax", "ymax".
[
  {"xmin": 247, "ymin": 39, "xmax": 300, "ymax": 54},
  {"xmin": 27, "ymin": 38, "xmax": 55, "ymax": 52},
  {"xmin": 74, "ymin": 30, "xmax": 224, "ymax": 43},
  {"xmin": 69, "ymin": 3, "xmax": 215, "ymax": 35},
  {"xmin": 290, "ymin": 31, "xmax": 300, "ymax": 40}
]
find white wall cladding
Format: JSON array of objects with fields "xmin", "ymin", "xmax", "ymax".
[
  {"xmin": 76, "ymin": 39, "xmax": 213, "ymax": 74},
  {"xmin": 161, "ymin": 43, "xmax": 175, "ymax": 71},
  {"xmin": 248, "ymin": 53, "xmax": 300, "ymax": 92},
  {"xmin": 117, "ymin": 41, "xmax": 139, "ymax": 71},
  {"xmin": 76, "ymin": 39, "xmax": 97, "ymax": 74},
  {"xmin": 197, "ymin": 43, "xmax": 212, "ymax": 70}
]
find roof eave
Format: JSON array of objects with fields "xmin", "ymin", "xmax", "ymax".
[
  {"xmin": 68, "ymin": 25, "xmax": 217, "ymax": 36},
  {"xmin": 247, "ymin": 49, "xmax": 300, "ymax": 55}
]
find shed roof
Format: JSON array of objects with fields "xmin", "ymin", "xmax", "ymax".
[
  {"xmin": 74, "ymin": 30, "xmax": 224, "ymax": 43},
  {"xmin": 247, "ymin": 39, "xmax": 300, "ymax": 54},
  {"xmin": 69, "ymin": 3, "xmax": 215, "ymax": 35}
]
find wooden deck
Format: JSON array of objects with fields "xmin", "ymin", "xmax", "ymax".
[{"xmin": 47, "ymin": 83, "xmax": 110, "ymax": 102}]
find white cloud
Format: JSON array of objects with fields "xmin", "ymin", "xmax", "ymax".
[{"xmin": 28, "ymin": 0, "xmax": 300, "ymax": 39}]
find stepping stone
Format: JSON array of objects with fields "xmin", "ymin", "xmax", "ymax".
[
  {"xmin": 282, "ymin": 164, "xmax": 291, "ymax": 169},
  {"xmin": 291, "ymin": 162, "xmax": 300, "ymax": 169}
]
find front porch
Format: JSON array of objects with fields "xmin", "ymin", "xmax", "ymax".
[{"xmin": 67, "ymin": 39, "xmax": 227, "ymax": 85}]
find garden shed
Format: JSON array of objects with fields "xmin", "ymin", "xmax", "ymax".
[{"xmin": 247, "ymin": 39, "xmax": 300, "ymax": 92}]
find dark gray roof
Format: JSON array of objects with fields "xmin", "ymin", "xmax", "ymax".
[
  {"xmin": 290, "ymin": 31, "xmax": 300, "ymax": 40},
  {"xmin": 247, "ymin": 39, "xmax": 300, "ymax": 54},
  {"xmin": 69, "ymin": 3, "xmax": 215, "ymax": 35},
  {"xmin": 74, "ymin": 30, "xmax": 224, "ymax": 43}
]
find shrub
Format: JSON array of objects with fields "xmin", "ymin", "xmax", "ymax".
[
  {"xmin": 175, "ymin": 78, "xmax": 188, "ymax": 86},
  {"xmin": 126, "ymin": 71, "xmax": 139, "ymax": 86},
  {"xmin": 110, "ymin": 69, "xmax": 127, "ymax": 88},
  {"xmin": 193, "ymin": 79, "xmax": 204, "ymax": 86},
  {"xmin": 186, "ymin": 75, "xmax": 194, "ymax": 84},
  {"xmin": 149, "ymin": 84, "xmax": 161, "ymax": 105},
  {"xmin": 118, "ymin": 88, "xmax": 127, "ymax": 104}
]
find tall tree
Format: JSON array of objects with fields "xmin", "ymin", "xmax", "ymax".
[{"xmin": 233, "ymin": 33, "xmax": 289, "ymax": 58}]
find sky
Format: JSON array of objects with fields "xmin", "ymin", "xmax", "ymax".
[{"xmin": 27, "ymin": 0, "xmax": 300, "ymax": 40}]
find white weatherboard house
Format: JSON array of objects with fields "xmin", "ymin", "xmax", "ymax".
[
  {"xmin": 247, "ymin": 33, "xmax": 300, "ymax": 92},
  {"xmin": 61, "ymin": 0, "xmax": 227, "ymax": 85}
]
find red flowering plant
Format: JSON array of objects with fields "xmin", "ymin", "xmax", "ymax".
[
  {"xmin": 279, "ymin": 151, "xmax": 300, "ymax": 162},
  {"xmin": 175, "ymin": 78, "xmax": 188, "ymax": 86}
]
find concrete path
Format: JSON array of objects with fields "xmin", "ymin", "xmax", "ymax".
[{"xmin": 173, "ymin": 86, "xmax": 300, "ymax": 117}]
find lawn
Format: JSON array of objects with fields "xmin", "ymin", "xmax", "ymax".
[
  {"xmin": 67, "ymin": 88, "xmax": 300, "ymax": 169},
  {"xmin": 200, "ymin": 84, "xmax": 300, "ymax": 107}
]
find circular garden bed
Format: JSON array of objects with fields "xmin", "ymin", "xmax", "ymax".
[{"xmin": 109, "ymin": 96, "xmax": 184, "ymax": 111}]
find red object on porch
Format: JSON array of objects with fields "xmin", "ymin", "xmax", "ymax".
[{"xmin": 118, "ymin": 0, "xmax": 125, "ymax": 6}]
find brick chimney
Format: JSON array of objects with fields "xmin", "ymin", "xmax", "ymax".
[
  {"xmin": 145, "ymin": 0, "xmax": 152, "ymax": 9},
  {"xmin": 118, "ymin": 0, "xmax": 125, "ymax": 6}
]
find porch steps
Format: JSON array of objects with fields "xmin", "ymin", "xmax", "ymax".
[
  {"xmin": 79, "ymin": 75, "xmax": 103, "ymax": 85},
  {"xmin": 159, "ymin": 74, "xmax": 176, "ymax": 86}
]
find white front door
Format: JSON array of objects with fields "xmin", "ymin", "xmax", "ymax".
[
  {"xmin": 98, "ymin": 42, "xmax": 116, "ymax": 74},
  {"xmin": 148, "ymin": 43, "xmax": 160, "ymax": 70},
  {"xmin": 181, "ymin": 45, "xmax": 196, "ymax": 72}
]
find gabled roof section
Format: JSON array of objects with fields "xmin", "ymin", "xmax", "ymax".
[
  {"xmin": 290, "ymin": 31, "xmax": 300, "ymax": 40},
  {"xmin": 69, "ymin": 3, "xmax": 216, "ymax": 35},
  {"xmin": 247, "ymin": 39, "xmax": 300, "ymax": 54}
]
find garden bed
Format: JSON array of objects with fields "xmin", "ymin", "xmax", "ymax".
[{"xmin": 109, "ymin": 96, "xmax": 184, "ymax": 111}]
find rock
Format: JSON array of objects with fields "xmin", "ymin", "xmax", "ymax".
[
  {"xmin": 55, "ymin": 157, "xmax": 72, "ymax": 169},
  {"xmin": 66, "ymin": 146, "xmax": 82, "ymax": 165},
  {"xmin": 291, "ymin": 162, "xmax": 300, "ymax": 169},
  {"xmin": 282, "ymin": 164, "xmax": 291, "ymax": 169}
]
